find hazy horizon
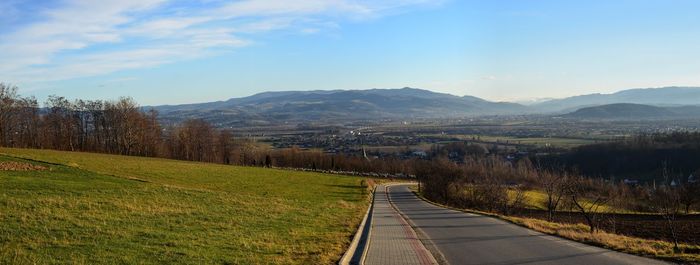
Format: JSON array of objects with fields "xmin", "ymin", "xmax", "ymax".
[{"xmin": 3, "ymin": 0, "xmax": 700, "ymax": 105}]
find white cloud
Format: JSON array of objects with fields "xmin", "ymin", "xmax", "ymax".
[
  {"xmin": 0, "ymin": 0, "xmax": 443, "ymax": 84},
  {"xmin": 215, "ymin": 0, "xmax": 371, "ymax": 18}
]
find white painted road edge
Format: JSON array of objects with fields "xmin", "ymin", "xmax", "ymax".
[{"xmin": 338, "ymin": 186, "xmax": 376, "ymax": 265}]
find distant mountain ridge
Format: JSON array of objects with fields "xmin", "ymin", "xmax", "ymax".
[
  {"xmin": 151, "ymin": 87, "xmax": 528, "ymax": 126},
  {"xmin": 565, "ymin": 103, "xmax": 700, "ymax": 120},
  {"xmin": 532, "ymin": 86, "xmax": 700, "ymax": 113},
  {"xmin": 149, "ymin": 86, "xmax": 700, "ymax": 125}
]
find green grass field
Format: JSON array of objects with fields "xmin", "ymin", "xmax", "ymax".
[{"xmin": 0, "ymin": 148, "xmax": 369, "ymax": 265}]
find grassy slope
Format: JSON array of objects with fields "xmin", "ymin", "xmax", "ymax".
[{"xmin": 0, "ymin": 148, "xmax": 368, "ymax": 265}]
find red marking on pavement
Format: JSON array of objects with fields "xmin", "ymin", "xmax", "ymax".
[{"xmin": 387, "ymin": 186, "xmax": 434, "ymax": 265}]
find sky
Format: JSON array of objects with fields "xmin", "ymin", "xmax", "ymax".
[{"xmin": 2, "ymin": 0, "xmax": 700, "ymax": 105}]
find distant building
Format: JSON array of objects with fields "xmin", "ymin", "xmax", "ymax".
[
  {"xmin": 412, "ymin": 151, "xmax": 427, "ymax": 158},
  {"xmin": 623, "ymin": 179, "xmax": 639, "ymax": 185}
]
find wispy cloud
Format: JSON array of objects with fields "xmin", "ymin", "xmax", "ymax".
[{"xmin": 0, "ymin": 0, "xmax": 443, "ymax": 83}]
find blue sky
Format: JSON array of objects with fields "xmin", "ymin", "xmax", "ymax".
[{"xmin": 1, "ymin": 0, "xmax": 700, "ymax": 105}]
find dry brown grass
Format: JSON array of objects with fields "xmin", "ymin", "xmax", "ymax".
[
  {"xmin": 0, "ymin": 161, "xmax": 48, "ymax": 171},
  {"xmin": 503, "ymin": 216, "xmax": 700, "ymax": 263}
]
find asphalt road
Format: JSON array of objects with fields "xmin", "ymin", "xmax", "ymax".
[{"xmin": 387, "ymin": 184, "xmax": 670, "ymax": 265}]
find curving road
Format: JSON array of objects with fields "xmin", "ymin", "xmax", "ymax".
[{"xmin": 384, "ymin": 184, "xmax": 669, "ymax": 265}]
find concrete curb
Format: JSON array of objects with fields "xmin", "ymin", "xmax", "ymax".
[{"xmin": 338, "ymin": 186, "xmax": 376, "ymax": 265}]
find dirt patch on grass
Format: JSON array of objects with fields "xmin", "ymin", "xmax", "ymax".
[{"xmin": 0, "ymin": 161, "xmax": 48, "ymax": 171}]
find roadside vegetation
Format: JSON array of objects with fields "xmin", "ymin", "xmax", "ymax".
[
  {"xmin": 0, "ymin": 148, "xmax": 370, "ymax": 264},
  {"xmin": 412, "ymin": 152, "xmax": 700, "ymax": 263}
]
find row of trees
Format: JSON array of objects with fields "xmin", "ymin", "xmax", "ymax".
[
  {"xmin": 1, "ymin": 84, "xmax": 161, "ymax": 155},
  {"xmin": 0, "ymin": 84, "xmax": 242, "ymax": 163}
]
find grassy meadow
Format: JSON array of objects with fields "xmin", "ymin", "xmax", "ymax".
[{"xmin": 0, "ymin": 148, "xmax": 369, "ymax": 265}]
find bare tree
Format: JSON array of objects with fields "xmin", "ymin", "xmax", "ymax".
[
  {"xmin": 565, "ymin": 176, "xmax": 612, "ymax": 233},
  {"xmin": 502, "ymin": 184, "xmax": 526, "ymax": 216},
  {"xmin": 648, "ymin": 166, "xmax": 682, "ymax": 250},
  {"xmin": 217, "ymin": 129, "xmax": 234, "ymax": 164},
  {"xmin": 540, "ymin": 170, "xmax": 567, "ymax": 221},
  {"xmin": 44, "ymin": 95, "xmax": 77, "ymax": 151},
  {"xmin": 172, "ymin": 119, "xmax": 216, "ymax": 162},
  {"xmin": 678, "ymin": 175, "xmax": 699, "ymax": 214},
  {"xmin": 604, "ymin": 183, "xmax": 630, "ymax": 234},
  {"xmin": 0, "ymin": 83, "xmax": 19, "ymax": 147}
]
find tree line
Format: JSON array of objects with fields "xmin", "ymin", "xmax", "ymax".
[{"xmin": 2, "ymin": 85, "xmax": 148, "ymax": 153}]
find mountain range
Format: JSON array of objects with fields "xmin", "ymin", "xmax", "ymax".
[
  {"xmin": 564, "ymin": 103, "xmax": 700, "ymax": 120},
  {"xmin": 530, "ymin": 86, "xmax": 700, "ymax": 113},
  {"xmin": 152, "ymin": 88, "xmax": 527, "ymax": 126},
  {"xmin": 150, "ymin": 86, "xmax": 700, "ymax": 125}
]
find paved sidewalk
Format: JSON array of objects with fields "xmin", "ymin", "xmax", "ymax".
[{"xmin": 364, "ymin": 184, "xmax": 437, "ymax": 265}]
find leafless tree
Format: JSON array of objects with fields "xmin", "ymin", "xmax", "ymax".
[
  {"xmin": 565, "ymin": 176, "xmax": 612, "ymax": 233},
  {"xmin": 0, "ymin": 83, "xmax": 19, "ymax": 147},
  {"xmin": 678, "ymin": 175, "xmax": 699, "ymax": 214},
  {"xmin": 648, "ymin": 165, "xmax": 682, "ymax": 250},
  {"xmin": 540, "ymin": 170, "xmax": 567, "ymax": 221},
  {"xmin": 217, "ymin": 129, "xmax": 234, "ymax": 164}
]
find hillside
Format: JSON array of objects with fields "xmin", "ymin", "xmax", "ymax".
[
  {"xmin": 151, "ymin": 87, "xmax": 528, "ymax": 126},
  {"xmin": 565, "ymin": 103, "xmax": 700, "ymax": 120},
  {"xmin": 0, "ymin": 148, "xmax": 368, "ymax": 264},
  {"xmin": 533, "ymin": 86, "xmax": 700, "ymax": 113}
]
